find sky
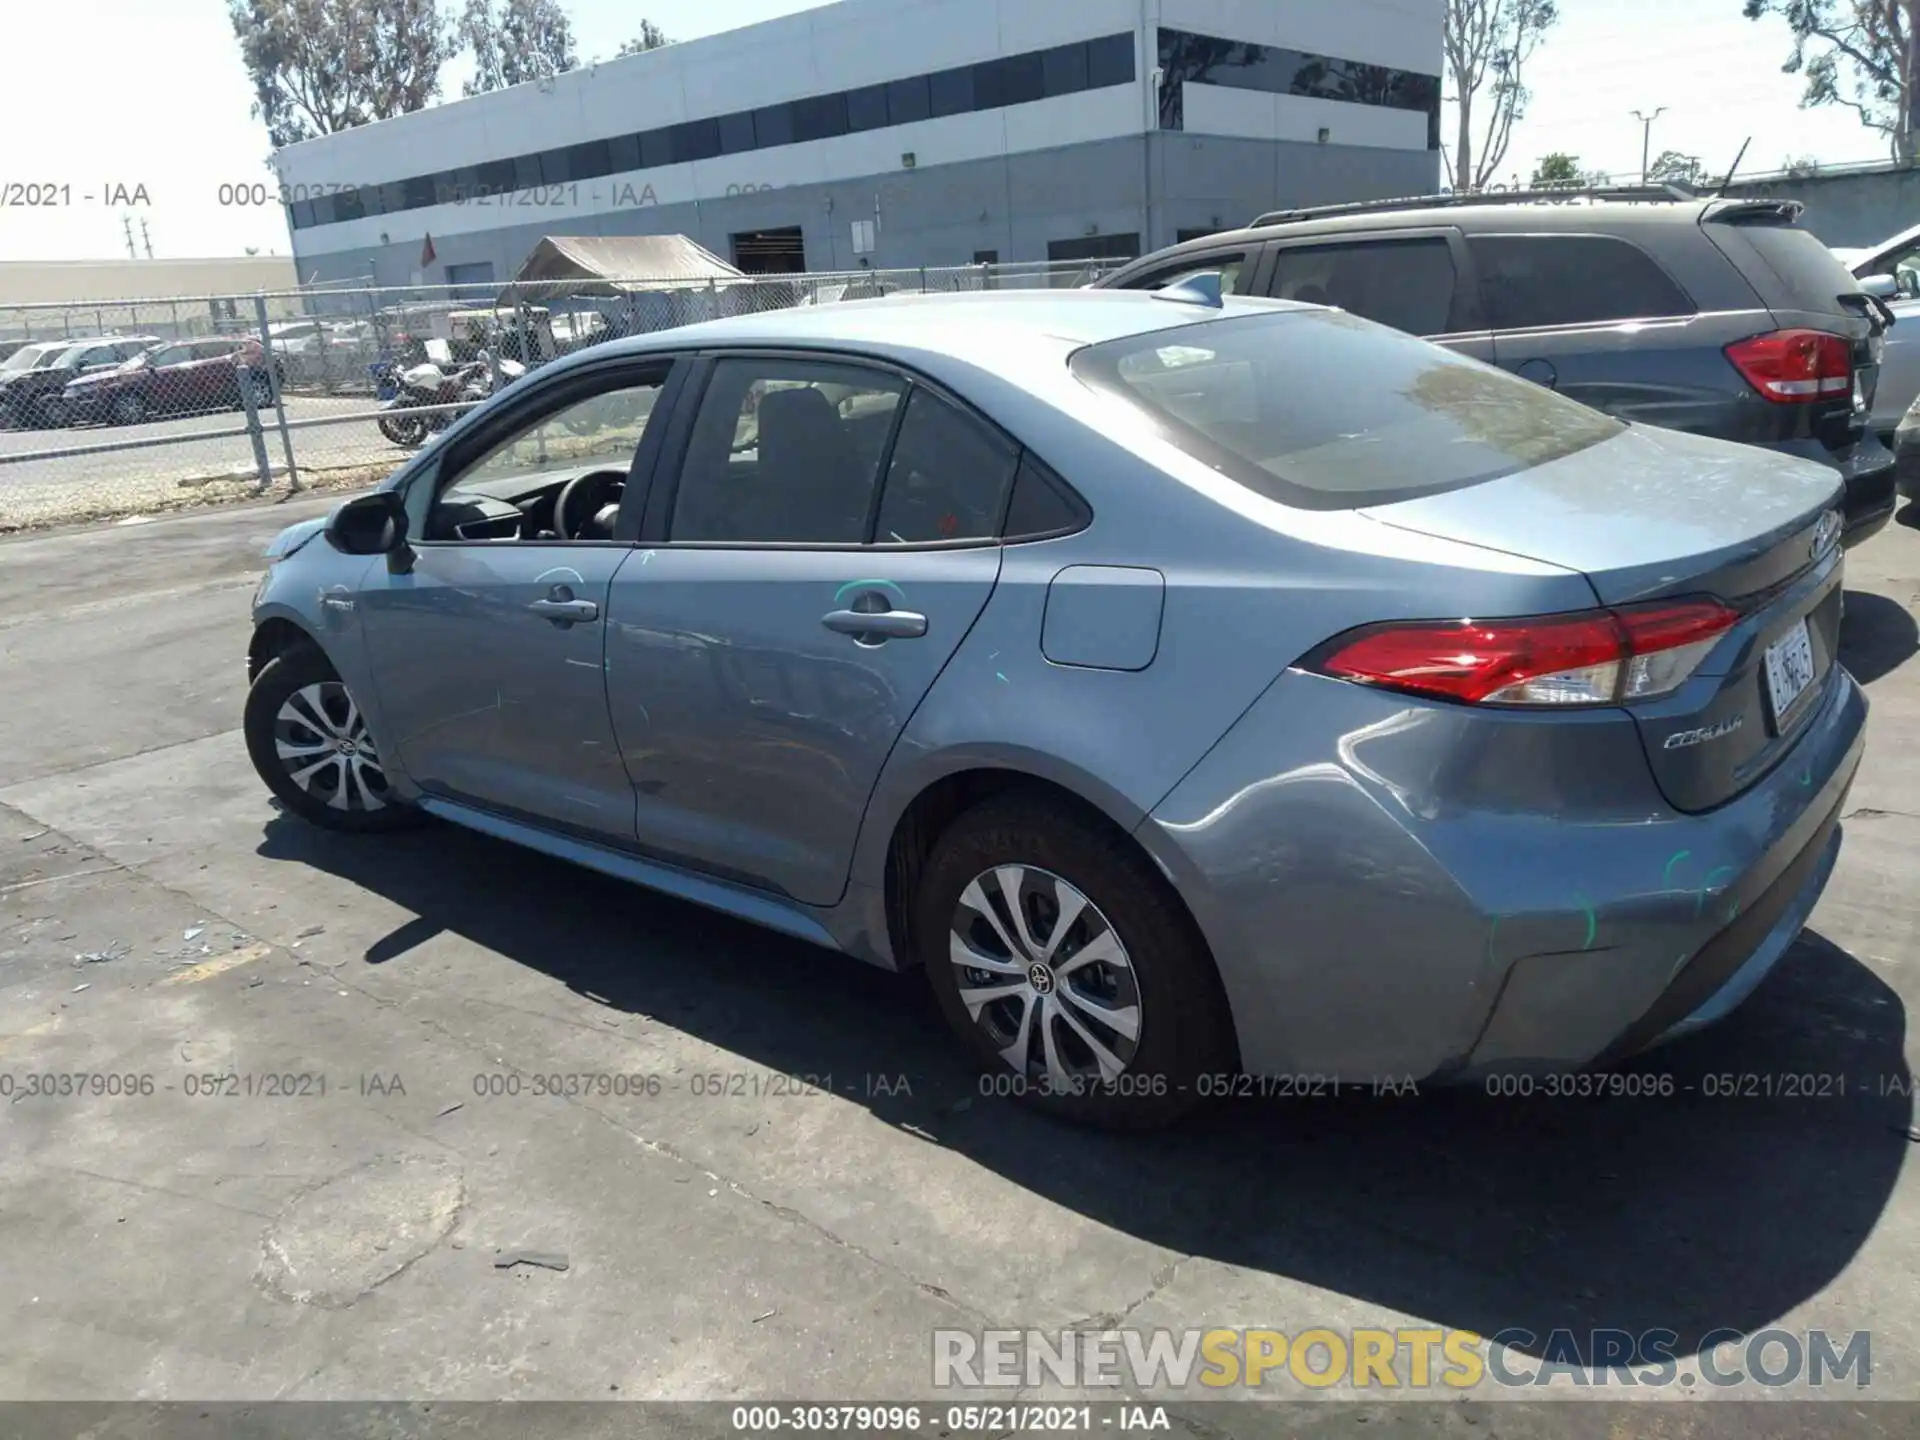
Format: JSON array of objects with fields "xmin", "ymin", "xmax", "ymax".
[{"xmin": 0, "ymin": 0, "xmax": 1902, "ymax": 266}]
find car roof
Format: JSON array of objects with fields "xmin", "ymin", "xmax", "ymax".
[{"xmin": 570, "ymin": 288, "xmax": 1308, "ymax": 372}]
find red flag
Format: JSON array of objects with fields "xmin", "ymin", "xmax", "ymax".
[{"xmin": 420, "ymin": 233, "xmax": 437, "ymax": 267}]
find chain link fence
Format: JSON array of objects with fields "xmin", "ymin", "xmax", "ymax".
[{"xmin": 0, "ymin": 258, "xmax": 1122, "ymax": 530}]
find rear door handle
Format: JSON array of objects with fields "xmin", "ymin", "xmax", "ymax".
[
  {"xmin": 530, "ymin": 597, "xmax": 600, "ymax": 623},
  {"xmin": 821, "ymin": 608, "xmax": 928, "ymax": 639}
]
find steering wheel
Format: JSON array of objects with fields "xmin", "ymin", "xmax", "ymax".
[{"xmin": 554, "ymin": 469, "xmax": 625, "ymax": 540}]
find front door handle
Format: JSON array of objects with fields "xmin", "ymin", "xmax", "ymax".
[
  {"xmin": 821, "ymin": 608, "xmax": 928, "ymax": 640},
  {"xmin": 530, "ymin": 584, "xmax": 599, "ymax": 625}
]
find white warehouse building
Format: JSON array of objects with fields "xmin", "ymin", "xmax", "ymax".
[{"xmin": 272, "ymin": 0, "xmax": 1443, "ymax": 288}]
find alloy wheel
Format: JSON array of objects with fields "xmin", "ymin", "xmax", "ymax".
[
  {"xmin": 272, "ymin": 681, "xmax": 391, "ymax": 813},
  {"xmin": 948, "ymin": 865, "xmax": 1142, "ymax": 1085}
]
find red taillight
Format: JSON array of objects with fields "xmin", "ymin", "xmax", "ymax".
[
  {"xmin": 1724, "ymin": 329, "xmax": 1852, "ymax": 403},
  {"xmin": 1310, "ymin": 599, "xmax": 1740, "ymax": 707}
]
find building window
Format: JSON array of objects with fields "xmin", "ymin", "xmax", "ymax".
[
  {"xmin": 753, "ymin": 104, "xmax": 795, "ymax": 148},
  {"xmin": 476, "ymin": 159, "xmax": 516, "ymax": 196},
  {"xmin": 640, "ymin": 128, "xmax": 675, "ymax": 168},
  {"xmin": 792, "ymin": 92, "xmax": 850, "ymax": 142},
  {"xmin": 927, "ymin": 66, "xmax": 975, "ymax": 118},
  {"xmin": 567, "ymin": 139, "xmax": 611, "ymax": 179},
  {"xmin": 847, "ymin": 84, "xmax": 889, "ymax": 132},
  {"xmin": 609, "ymin": 133, "xmax": 641, "ymax": 173},
  {"xmin": 973, "ymin": 249, "xmax": 999, "ymax": 263},
  {"xmin": 719, "ymin": 111, "xmax": 757, "ymax": 154},
  {"xmin": 886, "ymin": 74, "xmax": 932, "ymax": 125},
  {"xmin": 1087, "ymin": 34, "xmax": 1134, "ymax": 88},
  {"xmin": 978, "ymin": 52, "xmax": 1044, "ymax": 109},
  {"xmin": 672, "ymin": 118, "xmax": 721, "ymax": 163},
  {"xmin": 1041, "ymin": 43, "xmax": 1091, "ymax": 98},
  {"xmin": 1157, "ymin": 27, "xmax": 1441, "ymax": 142},
  {"xmin": 513, "ymin": 153, "xmax": 542, "ymax": 191}
]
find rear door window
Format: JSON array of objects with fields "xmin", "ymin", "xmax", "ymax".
[
  {"xmin": 1265, "ymin": 238, "xmax": 1463, "ymax": 336},
  {"xmin": 1469, "ymin": 234, "xmax": 1696, "ymax": 329},
  {"xmin": 1071, "ymin": 310, "xmax": 1622, "ymax": 511},
  {"xmin": 871, "ymin": 389, "xmax": 1019, "ymax": 543}
]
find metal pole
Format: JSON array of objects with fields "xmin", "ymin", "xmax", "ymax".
[
  {"xmin": 1633, "ymin": 107, "xmax": 1668, "ymax": 183},
  {"xmin": 238, "ymin": 350, "xmax": 274, "ymax": 494},
  {"xmin": 254, "ymin": 293, "xmax": 302, "ymax": 494}
]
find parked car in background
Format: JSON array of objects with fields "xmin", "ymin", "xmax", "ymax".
[
  {"xmin": 0, "ymin": 341, "xmax": 103, "ymax": 426},
  {"xmin": 0, "ymin": 335, "xmax": 158, "ymax": 427},
  {"xmin": 1099, "ymin": 188, "xmax": 1899, "ymax": 546},
  {"xmin": 1835, "ymin": 226, "xmax": 1920, "ymax": 442},
  {"xmin": 60, "ymin": 336, "xmax": 282, "ymax": 426},
  {"xmin": 244, "ymin": 289, "xmax": 1861, "ymax": 1130},
  {"xmin": 0, "ymin": 342, "xmax": 76, "ymax": 424}
]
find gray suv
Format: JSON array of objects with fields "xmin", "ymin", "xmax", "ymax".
[{"xmin": 1099, "ymin": 188, "xmax": 1898, "ymax": 546}]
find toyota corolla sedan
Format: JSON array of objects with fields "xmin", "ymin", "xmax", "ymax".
[{"xmin": 245, "ymin": 286, "xmax": 1865, "ymax": 1129}]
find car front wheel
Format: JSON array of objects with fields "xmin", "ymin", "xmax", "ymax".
[
  {"xmin": 244, "ymin": 644, "xmax": 422, "ymax": 833},
  {"xmin": 110, "ymin": 392, "xmax": 146, "ymax": 426},
  {"xmin": 916, "ymin": 795, "xmax": 1233, "ymax": 1130}
]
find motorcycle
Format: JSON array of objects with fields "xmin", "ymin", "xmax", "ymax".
[{"xmin": 376, "ymin": 351, "xmax": 525, "ymax": 448}]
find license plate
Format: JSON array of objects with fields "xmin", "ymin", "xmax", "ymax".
[{"xmin": 1764, "ymin": 619, "xmax": 1817, "ymax": 722}]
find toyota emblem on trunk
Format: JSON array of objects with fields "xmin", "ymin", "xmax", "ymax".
[{"xmin": 1813, "ymin": 511, "xmax": 1842, "ymax": 559}]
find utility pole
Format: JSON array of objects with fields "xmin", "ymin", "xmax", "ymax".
[
  {"xmin": 1633, "ymin": 107, "xmax": 1669, "ymax": 183},
  {"xmin": 139, "ymin": 218, "xmax": 153, "ymax": 259},
  {"xmin": 121, "ymin": 215, "xmax": 137, "ymax": 260}
]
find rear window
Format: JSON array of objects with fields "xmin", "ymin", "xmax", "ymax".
[
  {"xmin": 1470, "ymin": 235, "xmax": 1696, "ymax": 329},
  {"xmin": 1071, "ymin": 310, "xmax": 1623, "ymax": 510},
  {"xmin": 1725, "ymin": 222, "xmax": 1866, "ymax": 313}
]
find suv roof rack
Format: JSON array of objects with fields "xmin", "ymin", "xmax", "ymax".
[{"xmin": 1249, "ymin": 183, "xmax": 1700, "ymax": 228}]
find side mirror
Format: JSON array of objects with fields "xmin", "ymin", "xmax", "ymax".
[
  {"xmin": 1859, "ymin": 273, "xmax": 1900, "ymax": 300},
  {"xmin": 325, "ymin": 490, "xmax": 409, "ymax": 561}
]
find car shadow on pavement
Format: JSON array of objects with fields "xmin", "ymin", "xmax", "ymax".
[
  {"xmin": 1840, "ymin": 588, "xmax": 1920, "ymax": 685},
  {"xmin": 260, "ymin": 815, "xmax": 1910, "ymax": 1367}
]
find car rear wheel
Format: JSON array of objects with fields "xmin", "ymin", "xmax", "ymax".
[
  {"xmin": 111, "ymin": 392, "xmax": 146, "ymax": 426},
  {"xmin": 244, "ymin": 644, "xmax": 422, "ymax": 833},
  {"xmin": 916, "ymin": 795, "xmax": 1232, "ymax": 1130}
]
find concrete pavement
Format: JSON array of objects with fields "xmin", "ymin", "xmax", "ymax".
[{"xmin": 1, "ymin": 499, "xmax": 1918, "ymax": 1433}]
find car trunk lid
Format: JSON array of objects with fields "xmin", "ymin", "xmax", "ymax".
[{"xmin": 1362, "ymin": 423, "xmax": 1845, "ymax": 811}]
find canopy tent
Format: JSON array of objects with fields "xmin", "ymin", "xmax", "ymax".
[{"xmin": 500, "ymin": 235, "xmax": 744, "ymax": 303}]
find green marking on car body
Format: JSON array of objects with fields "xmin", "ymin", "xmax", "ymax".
[
  {"xmin": 834, "ymin": 578, "xmax": 905, "ymax": 606},
  {"xmin": 1663, "ymin": 850, "xmax": 1692, "ymax": 888}
]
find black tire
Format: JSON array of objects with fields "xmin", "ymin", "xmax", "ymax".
[
  {"xmin": 111, "ymin": 391, "xmax": 146, "ymax": 426},
  {"xmin": 379, "ymin": 410, "xmax": 427, "ymax": 447},
  {"xmin": 916, "ymin": 794, "xmax": 1233, "ymax": 1130},
  {"xmin": 244, "ymin": 644, "xmax": 423, "ymax": 833}
]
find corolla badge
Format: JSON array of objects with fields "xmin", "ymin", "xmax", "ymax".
[
  {"xmin": 1664, "ymin": 715, "xmax": 1744, "ymax": 750},
  {"xmin": 1812, "ymin": 511, "xmax": 1843, "ymax": 560}
]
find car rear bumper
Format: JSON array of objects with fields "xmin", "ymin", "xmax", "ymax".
[
  {"xmin": 1766, "ymin": 433, "xmax": 1896, "ymax": 545},
  {"xmin": 1136, "ymin": 660, "xmax": 1867, "ymax": 1082}
]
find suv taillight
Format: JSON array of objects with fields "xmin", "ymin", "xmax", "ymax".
[
  {"xmin": 1306, "ymin": 599, "xmax": 1740, "ymax": 707},
  {"xmin": 1725, "ymin": 329, "xmax": 1852, "ymax": 403}
]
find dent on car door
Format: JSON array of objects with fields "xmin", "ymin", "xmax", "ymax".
[
  {"xmin": 354, "ymin": 362, "xmax": 674, "ymax": 838},
  {"xmin": 603, "ymin": 355, "xmax": 1012, "ymax": 905}
]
